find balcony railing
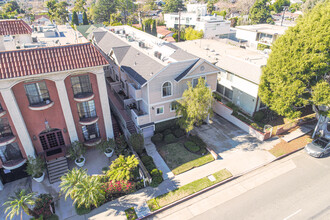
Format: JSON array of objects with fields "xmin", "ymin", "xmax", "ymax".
[
  {"xmin": 78, "ymin": 109, "xmax": 99, "ymax": 125},
  {"xmin": 128, "ymin": 83, "xmax": 142, "ymax": 100},
  {"xmin": 72, "ymin": 83, "xmax": 94, "ymax": 102},
  {"xmin": 0, "ymin": 124, "xmax": 16, "ymax": 146},
  {"xmin": 27, "ymin": 90, "xmax": 53, "ymax": 110}
]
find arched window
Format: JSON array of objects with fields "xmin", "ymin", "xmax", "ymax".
[{"xmin": 162, "ymin": 82, "xmax": 172, "ymax": 97}]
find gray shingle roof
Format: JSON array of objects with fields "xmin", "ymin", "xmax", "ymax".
[
  {"xmin": 175, "ymin": 58, "xmax": 200, "ymax": 81},
  {"xmin": 170, "ymin": 48, "xmax": 197, "ymax": 61}
]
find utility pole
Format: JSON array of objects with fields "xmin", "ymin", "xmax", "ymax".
[
  {"xmin": 177, "ymin": 8, "xmax": 182, "ymax": 42},
  {"xmin": 280, "ymin": 6, "xmax": 289, "ymax": 26}
]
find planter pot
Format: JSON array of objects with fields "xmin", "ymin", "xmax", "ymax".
[
  {"xmin": 33, "ymin": 172, "xmax": 45, "ymax": 183},
  {"xmin": 104, "ymin": 149, "xmax": 114, "ymax": 158},
  {"xmin": 75, "ymin": 156, "xmax": 85, "ymax": 167}
]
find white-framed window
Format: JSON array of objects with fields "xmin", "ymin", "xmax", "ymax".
[
  {"xmin": 170, "ymin": 103, "xmax": 177, "ymax": 112},
  {"xmin": 156, "ymin": 106, "xmax": 164, "ymax": 115},
  {"xmin": 192, "ymin": 76, "xmax": 206, "ymax": 88},
  {"xmin": 162, "ymin": 82, "xmax": 172, "ymax": 97}
]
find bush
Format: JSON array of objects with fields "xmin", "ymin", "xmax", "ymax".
[
  {"xmin": 212, "ymin": 92, "xmax": 222, "ymax": 102},
  {"xmin": 184, "ymin": 141, "xmax": 200, "ymax": 153},
  {"xmin": 164, "ymin": 134, "xmax": 176, "ymax": 144},
  {"xmin": 253, "ymin": 111, "xmax": 265, "ymax": 122},
  {"xmin": 150, "ymin": 169, "xmax": 163, "ymax": 187},
  {"xmin": 129, "ymin": 133, "xmax": 145, "ymax": 155},
  {"xmin": 155, "ymin": 119, "xmax": 177, "ymax": 133},
  {"xmin": 163, "ymin": 129, "xmax": 172, "ymax": 136},
  {"xmin": 141, "ymin": 155, "xmax": 156, "ymax": 172},
  {"xmin": 226, "ymin": 102, "xmax": 239, "ymax": 112},
  {"xmin": 151, "ymin": 133, "xmax": 163, "ymax": 144},
  {"xmin": 251, "ymin": 123, "xmax": 263, "ymax": 131},
  {"xmin": 102, "ymin": 180, "xmax": 136, "ymax": 199},
  {"xmin": 188, "ymin": 135, "xmax": 206, "ymax": 148},
  {"xmin": 30, "ymin": 194, "xmax": 54, "ymax": 219},
  {"xmin": 75, "ymin": 203, "xmax": 91, "ymax": 215},
  {"xmin": 173, "ymin": 128, "xmax": 185, "ymax": 138}
]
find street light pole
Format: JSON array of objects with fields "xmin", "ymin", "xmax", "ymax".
[{"xmin": 178, "ymin": 8, "xmax": 182, "ymax": 42}]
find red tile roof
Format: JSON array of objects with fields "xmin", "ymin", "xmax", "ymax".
[
  {"xmin": 0, "ymin": 20, "xmax": 33, "ymax": 36},
  {"xmin": 0, "ymin": 43, "xmax": 109, "ymax": 79},
  {"xmin": 156, "ymin": 26, "xmax": 173, "ymax": 36}
]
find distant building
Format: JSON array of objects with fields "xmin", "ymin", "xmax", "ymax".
[
  {"xmin": 235, "ymin": 24, "xmax": 288, "ymax": 49},
  {"xmin": 175, "ymin": 39, "xmax": 268, "ymax": 116}
]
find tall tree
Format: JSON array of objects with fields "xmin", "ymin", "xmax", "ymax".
[
  {"xmin": 184, "ymin": 27, "xmax": 203, "ymax": 40},
  {"xmin": 249, "ymin": 0, "xmax": 273, "ymax": 24},
  {"xmin": 73, "ymin": 0, "xmax": 86, "ymax": 13},
  {"xmin": 117, "ymin": 0, "xmax": 133, "ymax": 24},
  {"xmin": 259, "ymin": 0, "xmax": 330, "ymax": 119},
  {"xmin": 272, "ymin": 0, "xmax": 290, "ymax": 13},
  {"xmin": 151, "ymin": 19, "xmax": 157, "ymax": 36},
  {"xmin": 45, "ymin": 0, "xmax": 69, "ymax": 24},
  {"xmin": 4, "ymin": 189, "xmax": 36, "ymax": 220},
  {"xmin": 207, "ymin": 1, "xmax": 215, "ymax": 14},
  {"xmin": 82, "ymin": 11, "xmax": 89, "ymax": 25},
  {"xmin": 176, "ymin": 77, "xmax": 213, "ymax": 134},
  {"xmin": 72, "ymin": 11, "xmax": 79, "ymax": 25},
  {"xmin": 93, "ymin": 0, "xmax": 117, "ymax": 23},
  {"xmin": 163, "ymin": 0, "xmax": 185, "ymax": 13}
]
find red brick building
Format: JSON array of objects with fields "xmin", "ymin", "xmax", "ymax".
[{"xmin": 0, "ymin": 43, "xmax": 114, "ymax": 185}]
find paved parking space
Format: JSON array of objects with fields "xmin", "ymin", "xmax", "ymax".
[{"xmin": 193, "ymin": 115, "xmax": 263, "ymax": 156}]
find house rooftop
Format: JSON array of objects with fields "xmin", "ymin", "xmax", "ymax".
[
  {"xmin": 0, "ymin": 43, "xmax": 108, "ymax": 79},
  {"xmin": 0, "ymin": 19, "xmax": 32, "ymax": 36},
  {"xmin": 235, "ymin": 24, "xmax": 288, "ymax": 35},
  {"xmin": 175, "ymin": 39, "xmax": 268, "ymax": 84}
]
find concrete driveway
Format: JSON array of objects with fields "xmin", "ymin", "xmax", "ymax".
[{"xmin": 193, "ymin": 114, "xmax": 263, "ymax": 156}]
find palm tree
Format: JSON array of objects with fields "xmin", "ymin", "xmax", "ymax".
[
  {"xmin": 72, "ymin": 176, "xmax": 105, "ymax": 208},
  {"xmin": 3, "ymin": 189, "xmax": 36, "ymax": 220},
  {"xmin": 59, "ymin": 167, "xmax": 87, "ymax": 200},
  {"xmin": 106, "ymin": 155, "xmax": 139, "ymax": 181}
]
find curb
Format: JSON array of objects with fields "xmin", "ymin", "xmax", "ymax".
[{"xmin": 141, "ymin": 148, "xmax": 305, "ymax": 219}]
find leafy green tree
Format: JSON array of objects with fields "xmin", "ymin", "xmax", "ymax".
[
  {"xmin": 289, "ymin": 3, "xmax": 301, "ymax": 12},
  {"xmin": 45, "ymin": 0, "xmax": 57, "ymax": 21},
  {"xmin": 117, "ymin": 0, "xmax": 134, "ymax": 24},
  {"xmin": 272, "ymin": 0, "xmax": 290, "ymax": 13},
  {"xmin": 93, "ymin": 0, "xmax": 117, "ymax": 23},
  {"xmin": 259, "ymin": 1, "xmax": 330, "ymax": 119},
  {"xmin": 72, "ymin": 176, "xmax": 105, "ymax": 208},
  {"xmin": 207, "ymin": 1, "xmax": 215, "ymax": 14},
  {"xmin": 143, "ymin": 18, "xmax": 152, "ymax": 34},
  {"xmin": 163, "ymin": 0, "xmax": 185, "ymax": 13},
  {"xmin": 45, "ymin": 0, "xmax": 69, "ymax": 24},
  {"xmin": 60, "ymin": 168, "xmax": 88, "ymax": 200},
  {"xmin": 249, "ymin": 0, "xmax": 274, "ymax": 24},
  {"xmin": 301, "ymin": 0, "xmax": 325, "ymax": 12},
  {"xmin": 106, "ymin": 155, "xmax": 139, "ymax": 181},
  {"xmin": 176, "ymin": 77, "xmax": 213, "ymax": 134},
  {"xmin": 152, "ymin": 19, "xmax": 157, "ymax": 36},
  {"xmin": 82, "ymin": 11, "xmax": 89, "ymax": 25},
  {"xmin": 3, "ymin": 189, "xmax": 36, "ymax": 220},
  {"xmin": 3, "ymin": 1, "xmax": 20, "ymax": 13},
  {"xmin": 129, "ymin": 133, "xmax": 144, "ymax": 154},
  {"xmin": 184, "ymin": 27, "xmax": 203, "ymax": 40},
  {"xmin": 72, "ymin": 11, "xmax": 79, "ymax": 25},
  {"xmin": 73, "ymin": 0, "xmax": 86, "ymax": 13}
]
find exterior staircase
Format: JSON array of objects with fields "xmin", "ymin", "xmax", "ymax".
[
  {"xmin": 46, "ymin": 157, "xmax": 69, "ymax": 184},
  {"xmin": 111, "ymin": 114, "xmax": 121, "ymax": 139},
  {"xmin": 127, "ymin": 120, "xmax": 137, "ymax": 134}
]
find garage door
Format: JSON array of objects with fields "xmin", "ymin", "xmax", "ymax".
[{"xmin": 142, "ymin": 126, "xmax": 154, "ymax": 138}]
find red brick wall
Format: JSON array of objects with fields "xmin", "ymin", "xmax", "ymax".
[
  {"xmin": 65, "ymin": 73, "xmax": 106, "ymax": 142},
  {"xmin": 12, "ymin": 80, "xmax": 70, "ymax": 153}
]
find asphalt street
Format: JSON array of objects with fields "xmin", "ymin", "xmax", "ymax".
[
  {"xmin": 150, "ymin": 151, "xmax": 330, "ymax": 220},
  {"xmin": 193, "ymin": 152, "xmax": 330, "ymax": 220}
]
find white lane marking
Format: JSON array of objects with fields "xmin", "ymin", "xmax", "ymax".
[{"xmin": 283, "ymin": 209, "xmax": 302, "ymax": 220}]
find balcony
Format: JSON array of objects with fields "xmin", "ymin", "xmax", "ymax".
[
  {"xmin": 78, "ymin": 109, "xmax": 99, "ymax": 126},
  {"xmin": 0, "ymin": 109, "xmax": 6, "ymax": 118},
  {"xmin": 2, "ymin": 158, "xmax": 26, "ymax": 170},
  {"xmin": 72, "ymin": 83, "xmax": 94, "ymax": 102},
  {"xmin": 128, "ymin": 83, "xmax": 142, "ymax": 100},
  {"xmin": 0, "ymin": 125, "xmax": 16, "ymax": 147},
  {"xmin": 84, "ymin": 137, "xmax": 102, "ymax": 147},
  {"xmin": 27, "ymin": 91, "xmax": 54, "ymax": 111},
  {"xmin": 131, "ymin": 108, "xmax": 149, "ymax": 126}
]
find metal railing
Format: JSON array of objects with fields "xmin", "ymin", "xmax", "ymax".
[
  {"xmin": 0, "ymin": 123, "xmax": 14, "ymax": 139},
  {"xmin": 26, "ymin": 89, "xmax": 51, "ymax": 106},
  {"xmin": 78, "ymin": 109, "xmax": 97, "ymax": 120}
]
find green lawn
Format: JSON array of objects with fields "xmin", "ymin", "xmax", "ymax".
[
  {"xmin": 124, "ymin": 207, "xmax": 137, "ymax": 220},
  {"xmin": 147, "ymin": 169, "xmax": 232, "ymax": 211},
  {"xmin": 157, "ymin": 143, "xmax": 214, "ymax": 175}
]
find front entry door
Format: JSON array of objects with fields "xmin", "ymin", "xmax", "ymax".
[{"xmin": 39, "ymin": 129, "xmax": 65, "ymax": 159}]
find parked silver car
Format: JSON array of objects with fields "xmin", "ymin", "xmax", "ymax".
[{"xmin": 304, "ymin": 137, "xmax": 330, "ymax": 158}]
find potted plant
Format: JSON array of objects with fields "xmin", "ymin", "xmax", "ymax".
[
  {"xmin": 97, "ymin": 138, "xmax": 115, "ymax": 158},
  {"xmin": 68, "ymin": 141, "xmax": 86, "ymax": 167},
  {"xmin": 26, "ymin": 156, "xmax": 46, "ymax": 182}
]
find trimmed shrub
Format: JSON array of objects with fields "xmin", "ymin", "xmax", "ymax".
[
  {"xmin": 155, "ymin": 119, "xmax": 177, "ymax": 133},
  {"xmin": 150, "ymin": 169, "xmax": 163, "ymax": 187},
  {"xmin": 212, "ymin": 92, "xmax": 222, "ymax": 102},
  {"xmin": 75, "ymin": 203, "xmax": 91, "ymax": 215},
  {"xmin": 164, "ymin": 134, "xmax": 176, "ymax": 144},
  {"xmin": 253, "ymin": 111, "xmax": 265, "ymax": 122},
  {"xmin": 102, "ymin": 180, "xmax": 136, "ymax": 200},
  {"xmin": 188, "ymin": 135, "xmax": 206, "ymax": 148},
  {"xmin": 151, "ymin": 133, "xmax": 163, "ymax": 144},
  {"xmin": 184, "ymin": 141, "xmax": 200, "ymax": 153},
  {"xmin": 163, "ymin": 129, "xmax": 172, "ymax": 136},
  {"xmin": 173, "ymin": 128, "xmax": 185, "ymax": 138},
  {"xmin": 30, "ymin": 194, "xmax": 54, "ymax": 219},
  {"xmin": 129, "ymin": 133, "xmax": 145, "ymax": 155},
  {"xmin": 141, "ymin": 155, "xmax": 156, "ymax": 172}
]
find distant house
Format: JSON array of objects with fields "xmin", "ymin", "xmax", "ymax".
[
  {"xmin": 33, "ymin": 15, "xmax": 51, "ymax": 25},
  {"xmin": 76, "ymin": 24, "xmax": 104, "ymax": 39},
  {"xmin": 91, "ymin": 26, "xmax": 220, "ymax": 137},
  {"xmin": 235, "ymin": 24, "xmax": 288, "ymax": 49},
  {"xmin": 0, "ymin": 19, "xmax": 33, "ymax": 51},
  {"xmin": 175, "ymin": 39, "xmax": 268, "ymax": 116}
]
